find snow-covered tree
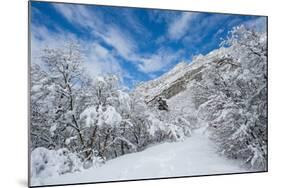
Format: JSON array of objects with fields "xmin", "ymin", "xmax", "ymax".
[
  {"xmin": 79, "ymin": 75, "xmax": 137, "ymax": 160},
  {"xmin": 192, "ymin": 25, "xmax": 267, "ymax": 170},
  {"xmin": 32, "ymin": 42, "xmax": 95, "ymax": 156},
  {"xmin": 30, "ymin": 63, "xmax": 55, "ymax": 149}
]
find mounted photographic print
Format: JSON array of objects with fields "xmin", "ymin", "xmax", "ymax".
[{"xmin": 29, "ymin": 1, "xmax": 268, "ymax": 187}]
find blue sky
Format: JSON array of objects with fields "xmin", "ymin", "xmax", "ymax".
[{"xmin": 30, "ymin": 1, "xmax": 266, "ymax": 88}]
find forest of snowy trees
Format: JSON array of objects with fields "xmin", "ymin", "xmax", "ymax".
[
  {"xmin": 191, "ymin": 26, "xmax": 267, "ymax": 170},
  {"xmin": 30, "ymin": 25, "xmax": 267, "ymax": 181},
  {"xmin": 30, "ymin": 44, "xmax": 192, "ymax": 179}
]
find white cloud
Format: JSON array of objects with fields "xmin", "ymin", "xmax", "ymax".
[
  {"xmin": 96, "ymin": 26, "xmax": 137, "ymax": 61},
  {"xmin": 31, "ymin": 24, "xmax": 127, "ymax": 80},
  {"xmin": 53, "ymin": 4, "xmax": 138, "ymax": 62},
  {"xmin": 148, "ymin": 10, "xmax": 177, "ymax": 24},
  {"xmin": 84, "ymin": 42, "xmax": 124, "ymax": 77},
  {"xmin": 122, "ymin": 9, "xmax": 151, "ymax": 37},
  {"xmin": 138, "ymin": 48, "xmax": 183, "ymax": 73},
  {"xmin": 167, "ymin": 12, "xmax": 197, "ymax": 40},
  {"xmin": 35, "ymin": 4, "xmax": 189, "ymax": 79},
  {"xmin": 53, "ymin": 4, "xmax": 99, "ymax": 30},
  {"xmin": 31, "ymin": 24, "xmax": 79, "ymax": 67},
  {"xmin": 53, "ymin": 3, "xmax": 182, "ymax": 75}
]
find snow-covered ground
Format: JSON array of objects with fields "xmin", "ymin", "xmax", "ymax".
[
  {"xmin": 31, "ymin": 127, "xmax": 248, "ymax": 186},
  {"xmin": 31, "ymin": 76, "xmax": 250, "ymax": 187}
]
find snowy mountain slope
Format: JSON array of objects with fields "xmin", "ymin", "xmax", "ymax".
[
  {"xmin": 32, "ymin": 128, "xmax": 248, "ymax": 186},
  {"xmin": 166, "ymin": 84, "xmax": 197, "ymax": 120},
  {"xmin": 135, "ymin": 47, "xmax": 231, "ymax": 104}
]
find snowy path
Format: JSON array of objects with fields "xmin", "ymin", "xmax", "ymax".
[{"xmin": 34, "ymin": 128, "xmax": 248, "ymax": 186}]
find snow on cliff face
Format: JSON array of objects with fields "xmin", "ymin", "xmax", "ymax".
[
  {"xmin": 135, "ymin": 47, "xmax": 230, "ymax": 104},
  {"xmin": 135, "ymin": 61, "xmax": 189, "ymax": 101}
]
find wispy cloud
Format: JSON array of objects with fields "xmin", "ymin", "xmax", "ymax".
[
  {"xmin": 32, "ymin": 2, "xmax": 265, "ymax": 86},
  {"xmin": 53, "ymin": 4, "xmax": 100, "ymax": 30},
  {"xmin": 138, "ymin": 48, "xmax": 184, "ymax": 73},
  {"xmin": 52, "ymin": 3, "xmax": 186, "ymax": 74},
  {"xmin": 85, "ymin": 42, "xmax": 126, "ymax": 78},
  {"xmin": 31, "ymin": 24, "xmax": 78, "ymax": 64},
  {"xmin": 53, "ymin": 4, "xmax": 140, "ymax": 62},
  {"xmin": 51, "ymin": 3, "xmax": 143, "ymax": 80},
  {"xmin": 96, "ymin": 26, "xmax": 137, "ymax": 61},
  {"xmin": 121, "ymin": 9, "xmax": 152, "ymax": 38},
  {"xmin": 167, "ymin": 12, "xmax": 197, "ymax": 40},
  {"xmin": 31, "ymin": 23, "xmax": 127, "ymax": 80},
  {"xmin": 148, "ymin": 9, "xmax": 177, "ymax": 24}
]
